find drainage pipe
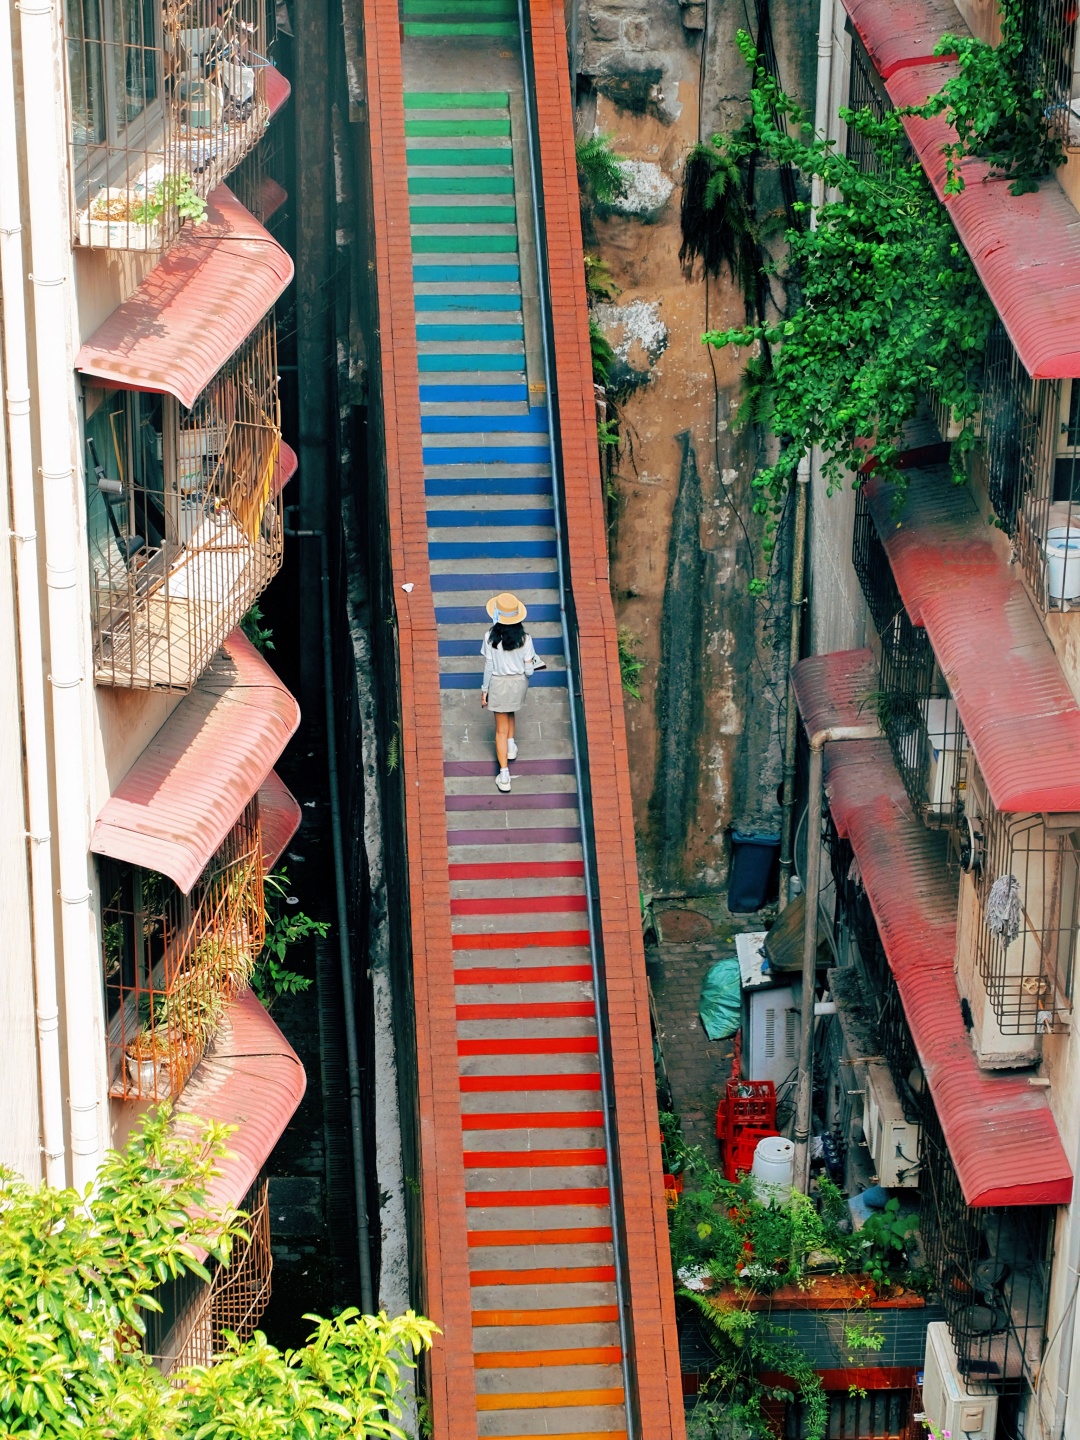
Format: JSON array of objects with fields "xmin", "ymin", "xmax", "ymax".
[
  {"xmin": 288, "ymin": 525, "xmax": 374, "ymax": 1313},
  {"xmin": 810, "ymin": 0, "xmax": 836, "ymax": 224},
  {"xmin": 777, "ymin": 454, "xmax": 809, "ymax": 910},
  {"xmin": 1050, "ymin": 1102, "xmax": 1080, "ymax": 1438},
  {"xmin": 0, "ymin": 0, "xmax": 66, "ymax": 1189},
  {"xmin": 19, "ymin": 0, "xmax": 102, "ymax": 1190},
  {"xmin": 792, "ymin": 722, "xmax": 879, "ymax": 1192}
]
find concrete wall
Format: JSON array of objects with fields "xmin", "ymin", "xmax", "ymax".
[{"xmin": 577, "ymin": 0, "xmax": 817, "ymax": 890}]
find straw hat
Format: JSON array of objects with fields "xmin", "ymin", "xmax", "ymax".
[{"xmin": 486, "ymin": 592, "xmax": 527, "ymax": 624}]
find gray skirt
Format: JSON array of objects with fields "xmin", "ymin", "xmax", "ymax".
[{"xmin": 486, "ymin": 673, "xmax": 529, "ymax": 712}]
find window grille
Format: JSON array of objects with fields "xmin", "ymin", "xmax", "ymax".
[
  {"xmin": 87, "ymin": 315, "xmax": 284, "ymax": 690},
  {"xmin": 846, "ymin": 32, "xmax": 889, "ymax": 176},
  {"xmin": 1015, "ymin": 0, "xmax": 1078, "ymax": 148},
  {"xmin": 100, "ymin": 799, "xmax": 265, "ymax": 1101},
  {"xmin": 852, "ymin": 486, "xmax": 905, "ymax": 639},
  {"xmin": 967, "ymin": 767, "xmax": 1079, "ymax": 1036},
  {"xmin": 919, "ymin": 1101, "xmax": 1053, "ymax": 1391},
  {"xmin": 150, "ymin": 1178, "xmax": 273, "ymax": 1371},
  {"xmin": 64, "ymin": 0, "xmax": 273, "ymax": 250}
]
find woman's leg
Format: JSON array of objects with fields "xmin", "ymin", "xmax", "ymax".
[
  {"xmin": 507, "ymin": 711, "xmax": 515, "ymax": 741},
  {"xmin": 494, "ymin": 710, "xmax": 510, "ymax": 767}
]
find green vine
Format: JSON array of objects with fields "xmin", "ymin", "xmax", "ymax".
[
  {"xmin": 702, "ymin": 32, "xmax": 994, "ymax": 552},
  {"xmin": 910, "ymin": 0, "xmax": 1065, "ymax": 196}
]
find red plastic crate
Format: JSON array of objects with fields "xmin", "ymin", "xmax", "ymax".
[
  {"xmin": 722, "ymin": 1125, "xmax": 772, "ymax": 1183},
  {"xmin": 724, "ymin": 1079, "xmax": 776, "ymax": 1134}
]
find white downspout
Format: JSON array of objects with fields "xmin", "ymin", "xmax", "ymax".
[
  {"xmin": 0, "ymin": 0, "xmax": 66, "ymax": 1187},
  {"xmin": 810, "ymin": 0, "xmax": 836, "ymax": 223},
  {"xmin": 18, "ymin": 0, "xmax": 103, "ymax": 1189}
]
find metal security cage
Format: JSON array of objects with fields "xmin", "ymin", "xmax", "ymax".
[
  {"xmin": 852, "ymin": 485, "xmax": 905, "ymax": 639},
  {"xmin": 65, "ymin": 0, "xmax": 273, "ymax": 249},
  {"xmin": 87, "ymin": 316, "xmax": 284, "ymax": 689},
  {"xmin": 967, "ymin": 768, "xmax": 1079, "ymax": 1036},
  {"xmin": 149, "ymin": 1178, "xmax": 273, "ymax": 1371},
  {"xmin": 1016, "ymin": 0, "xmax": 1079, "ymax": 148},
  {"xmin": 100, "ymin": 799, "xmax": 266, "ymax": 1101},
  {"xmin": 919, "ymin": 1102, "xmax": 1054, "ymax": 1392}
]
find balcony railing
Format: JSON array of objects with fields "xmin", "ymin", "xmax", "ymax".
[
  {"xmin": 89, "ymin": 316, "xmax": 284, "ymax": 690},
  {"xmin": 149, "ymin": 1178, "xmax": 273, "ymax": 1371},
  {"xmin": 101, "ymin": 799, "xmax": 266, "ymax": 1101},
  {"xmin": 966, "ymin": 764, "xmax": 1078, "ymax": 1037},
  {"xmin": 66, "ymin": 0, "xmax": 273, "ymax": 250},
  {"xmin": 852, "ymin": 498, "xmax": 969, "ymax": 830}
]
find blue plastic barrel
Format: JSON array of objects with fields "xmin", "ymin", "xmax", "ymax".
[{"xmin": 727, "ymin": 831, "xmax": 781, "ymax": 913}]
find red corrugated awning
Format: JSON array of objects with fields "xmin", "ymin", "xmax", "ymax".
[
  {"xmin": 840, "ymin": 0, "xmax": 1080, "ymax": 378},
  {"xmin": 792, "ymin": 649, "xmax": 1072, "ymax": 1207},
  {"xmin": 176, "ymin": 989, "xmax": 306, "ymax": 1216},
  {"xmin": 273, "ymin": 439, "xmax": 298, "ymax": 496},
  {"xmin": 91, "ymin": 630, "xmax": 300, "ymax": 893},
  {"xmin": 265, "ymin": 63, "xmax": 291, "ymax": 119},
  {"xmin": 256, "ymin": 176, "xmax": 288, "ymax": 225},
  {"xmin": 864, "ymin": 466, "xmax": 1080, "ymax": 812},
  {"xmin": 75, "ymin": 186, "xmax": 293, "ymax": 409},
  {"xmin": 259, "ymin": 769, "xmax": 302, "ymax": 870}
]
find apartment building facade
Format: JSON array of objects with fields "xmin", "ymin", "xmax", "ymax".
[
  {"xmin": 0, "ymin": 0, "xmax": 303, "ymax": 1363},
  {"xmin": 794, "ymin": 2, "xmax": 1080, "ymax": 1436}
]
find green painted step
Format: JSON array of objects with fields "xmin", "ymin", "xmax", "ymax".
[
  {"xmin": 407, "ymin": 147, "xmax": 512, "ymax": 167},
  {"xmin": 405, "ymin": 118, "xmax": 511, "ymax": 136},
  {"xmin": 412, "ymin": 234, "xmax": 518, "ymax": 252},
  {"xmin": 403, "ymin": 91, "xmax": 509, "ymax": 106},
  {"xmin": 409, "ymin": 175, "xmax": 515, "ymax": 194},
  {"xmin": 403, "ymin": 20, "xmax": 518, "ymax": 35},
  {"xmin": 410, "ymin": 204, "xmax": 516, "ymax": 223}
]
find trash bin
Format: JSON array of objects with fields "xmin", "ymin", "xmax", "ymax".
[{"xmin": 728, "ymin": 831, "xmax": 781, "ymax": 913}]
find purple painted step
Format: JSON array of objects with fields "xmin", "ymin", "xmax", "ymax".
[
  {"xmin": 447, "ymin": 826, "xmax": 582, "ymax": 846},
  {"xmin": 444, "ymin": 758, "xmax": 576, "ymax": 776},
  {"xmin": 445, "ymin": 792, "xmax": 578, "ymax": 811}
]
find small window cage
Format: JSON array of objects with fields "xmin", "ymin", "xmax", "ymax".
[
  {"xmin": 149, "ymin": 1178, "xmax": 272, "ymax": 1371},
  {"xmin": 852, "ymin": 485, "xmax": 905, "ymax": 639},
  {"xmin": 65, "ymin": 0, "xmax": 273, "ymax": 250},
  {"xmin": 227, "ymin": 113, "xmax": 286, "ymax": 232},
  {"xmin": 845, "ymin": 33, "xmax": 889, "ymax": 176},
  {"xmin": 88, "ymin": 315, "xmax": 283, "ymax": 689},
  {"xmin": 1015, "ymin": 0, "xmax": 1078, "ymax": 148},
  {"xmin": 101, "ymin": 799, "xmax": 265, "ymax": 1101},
  {"xmin": 967, "ymin": 768, "xmax": 1079, "ymax": 1036},
  {"xmin": 920, "ymin": 1102, "xmax": 1054, "ymax": 1392}
]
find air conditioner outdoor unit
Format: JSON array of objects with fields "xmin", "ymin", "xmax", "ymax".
[
  {"xmin": 921, "ymin": 1322, "xmax": 998, "ymax": 1440},
  {"xmin": 863, "ymin": 1062, "xmax": 921, "ymax": 1188},
  {"xmin": 745, "ymin": 984, "xmax": 801, "ymax": 1089}
]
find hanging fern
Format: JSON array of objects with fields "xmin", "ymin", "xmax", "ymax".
[
  {"xmin": 575, "ymin": 133, "xmax": 628, "ymax": 206},
  {"xmin": 679, "ymin": 129, "xmax": 762, "ymax": 319}
]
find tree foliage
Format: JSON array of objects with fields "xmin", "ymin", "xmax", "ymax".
[
  {"xmin": 702, "ymin": 32, "xmax": 994, "ymax": 540},
  {"xmin": 0, "ymin": 1110, "xmax": 436, "ymax": 1439}
]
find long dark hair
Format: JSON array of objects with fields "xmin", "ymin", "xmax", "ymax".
[{"xmin": 488, "ymin": 621, "xmax": 526, "ymax": 651}]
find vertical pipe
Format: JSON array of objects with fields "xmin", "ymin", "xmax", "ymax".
[
  {"xmin": 19, "ymin": 0, "xmax": 102, "ymax": 1190},
  {"xmin": 777, "ymin": 454, "xmax": 808, "ymax": 910},
  {"xmin": 809, "ymin": 0, "xmax": 836, "ymax": 224},
  {"xmin": 0, "ymin": 0, "xmax": 66, "ymax": 1187}
]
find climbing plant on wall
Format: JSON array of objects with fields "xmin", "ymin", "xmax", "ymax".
[{"xmin": 701, "ymin": 32, "xmax": 994, "ymax": 553}]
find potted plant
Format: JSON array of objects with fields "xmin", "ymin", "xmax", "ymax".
[{"xmin": 124, "ymin": 1002, "xmax": 171, "ymax": 1094}]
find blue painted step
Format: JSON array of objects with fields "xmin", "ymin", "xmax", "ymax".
[
  {"xmin": 423, "ymin": 444, "xmax": 550, "ymax": 465},
  {"xmin": 429, "ymin": 540, "xmax": 557, "ymax": 559},
  {"xmin": 420, "ymin": 384, "xmax": 528, "ymax": 402},
  {"xmin": 422, "ymin": 409, "xmax": 548, "ymax": 433},
  {"xmin": 441, "ymin": 671, "xmax": 567, "ymax": 689},
  {"xmin": 418, "ymin": 355, "xmax": 524, "ymax": 371},
  {"xmin": 414, "ymin": 294, "xmax": 522, "ymax": 312},
  {"xmin": 436, "ymin": 603, "xmax": 561, "ymax": 622},
  {"xmin": 417, "ymin": 323, "xmax": 524, "ymax": 341},
  {"xmin": 439, "ymin": 636, "xmax": 562, "ymax": 655},
  {"xmin": 426, "ymin": 477, "xmax": 553, "ymax": 496},
  {"xmin": 430, "ymin": 571, "xmax": 558, "ymax": 591}
]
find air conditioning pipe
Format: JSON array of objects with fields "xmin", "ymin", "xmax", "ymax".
[
  {"xmin": 18, "ymin": 0, "xmax": 103, "ymax": 1189},
  {"xmin": 792, "ymin": 721, "xmax": 880, "ymax": 1193},
  {"xmin": 0, "ymin": 0, "xmax": 65, "ymax": 1186}
]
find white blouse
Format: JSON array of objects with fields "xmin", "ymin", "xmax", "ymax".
[{"xmin": 481, "ymin": 630, "xmax": 538, "ymax": 690}]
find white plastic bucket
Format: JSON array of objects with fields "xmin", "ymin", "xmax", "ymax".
[
  {"xmin": 752, "ymin": 1135, "xmax": 794, "ymax": 1204},
  {"xmin": 1045, "ymin": 526, "xmax": 1080, "ymax": 603}
]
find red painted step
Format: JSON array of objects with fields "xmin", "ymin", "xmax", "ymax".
[
  {"xmin": 459, "ymin": 1036, "xmax": 599, "ymax": 1056},
  {"xmin": 452, "ymin": 895, "xmax": 588, "ymax": 915},
  {"xmin": 452, "ymin": 929, "xmax": 591, "ymax": 950},
  {"xmin": 461, "ymin": 1111, "xmax": 604, "ymax": 1129},
  {"xmin": 460, "ymin": 1073, "xmax": 601, "ymax": 1092},
  {"xmin": 454, "ymin": 964, "xmax": 594, "ymax": 985},
  {"xmin": 457, "ymin": 1001, "xmax": 595, "ymax": 1021},
  {"xmin": 449, "ymin": 860, "xmax": 585, "ymax": 880}
]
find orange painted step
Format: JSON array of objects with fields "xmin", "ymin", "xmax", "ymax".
[
  {"xmin": 472, "ymin": 1304, "xmax": 619, "ymax": 1326},
  {"xmin": 461, "ymin": 1073, "xmax": 601, "ymax": 1092},
  {"xmin": 468, "ymin": 1226, "xmax": 614, "ymax": 1246},
  {"xmin": 473, "ymin": 1346, "xmax": 622, "ymax": 1368},
  {"xmin": 471, "ymin": 1265, "xmax": 616, "ymax": 1285},
  {"xmin": 475, "ymin": 1389, "xmax": 625, "ymax": 1411},
  {"xmin": 452, "ymin": 929, "xmax": 590, "ymax": 950},
  {"xmin": 461, "ymin": 1111, "xmax": 604, "ymax": 1130},
  {"xmin": 464, "ymin": 1148, "xmax": 606, "ymax": 1168}
]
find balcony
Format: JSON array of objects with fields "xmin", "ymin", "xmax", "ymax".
[
  {"xmin": 86, "ymin": 316, "xmax": 286, "ymax": 690},
  {"xmin": 65, "ymin": 0, "xmax": 282, "ymax": 250},
  {"xmin": 149, "ymin": 1178, "xmax": 273, "ymax": 1371},
  {"xmin": 101, "ymin": 799, "xmax": 266, "ymax": 1101}
]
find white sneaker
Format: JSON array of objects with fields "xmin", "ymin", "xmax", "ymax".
[
  {"xmin": 507, "ymin": 738, "xmax": 518, "ymax": 762},
  {"xmin": 495, "ymin": 769, "xmax": 511, "ymax": 792}
]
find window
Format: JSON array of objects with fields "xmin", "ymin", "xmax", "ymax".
[
  {"xmin": 86, "ymin": 316, "xmax": 284, "ymax": 689},
  {"xmin": 65, "ymin": 0, "xmax": 273, "ymax": 248},
  {"xmin": 100, "ymin": 800, "xmax": 265, "ymax": 1101}
]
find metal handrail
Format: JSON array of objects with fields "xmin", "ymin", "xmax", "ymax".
[{"xmin": 513, "ymin": 6, "xmax": 636, "ymax": 1433}]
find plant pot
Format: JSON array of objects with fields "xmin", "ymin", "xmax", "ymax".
[
  {"xmin": 125, "ymin": 1049, "xmax": 164, "ymax": 1093},
  {"xmin": 77, "ymin": 210, "xmax": 163, "ymax": 250}
]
